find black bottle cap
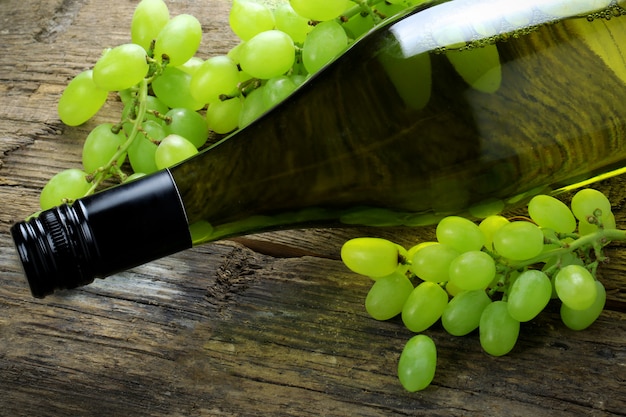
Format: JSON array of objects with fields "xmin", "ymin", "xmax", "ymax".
[{"xmin": 10, "ymin": 170, "xmax": 192, "ymax": 298}]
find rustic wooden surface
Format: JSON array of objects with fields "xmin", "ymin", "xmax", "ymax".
[{"xmin": 0, "ymin": 1, "xmax": 625, "ymax": 416}]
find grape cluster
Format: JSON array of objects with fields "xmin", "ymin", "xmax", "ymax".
[
  {"xmin": 341, "ymin": 189, "xmax": 622, "ymax": 392},
  {"xmin": 42, "ymin": 0, "xmax": 428, "ymax": 211}
]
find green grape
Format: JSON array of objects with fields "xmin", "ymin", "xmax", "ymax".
[
  {"xmin": 124, "ymin": 172, "xmax": 146, "ymax": 182},
  {"xmin": 579, "ymin": 211, "xmax": 617, "ymax": 235},
  {"xmin": 177, "ymin": 56, "xmax": 204, "ymax": 75},
  {"xmin": 340, "ymin": 237, "xmax": 400, "ymax": 278},
  {"xmin": 289, "ymin": 0, "xmax": 351, "ymax": 21},
  {"xmin": 448, "ymin": 250, "xmax": 496, "ymax": 291},
  {"xmin": 229, "ymin": 0, "xmax": 275, "ymax": 41},
  {"xmin": 291, "ymin": 74, "xmax": 307, "ymax": 87},
  {"xmin": 436, "ymin": 216, "xmax": 485, "ymax": 253},
  {"xmin": 131, "ymin": 0, "xmax": 170, "ymax": 51},
  {"xmin": 127, "ymin": 121, "xmax": 163, "ymax": 175},
  {"xmin": 373, "ymin": 1, "xmax": 408, "ymax": 18},
  {"xmin": 263, "ymin": 76, "xmax": 298, "ymax": 109},
  {"xmin": 239, "ymin": 87, "xmax": 268, "ymax": 128},
  {"xmin": 506, "ymin": 270, "xmax": 552, "ymax": 322},
  {"xmin": 528, "ymin": 195, "xmax": 576, "ymax": 233},
  {"xmin": 302, "ymin": 20, "xmax": 348, "ymax": 74},
  {"xmin": 40, "ymin": 169, "xmax": 91, "ymax": 210},
  {"xmin": 239, "ymin": 30, "xmax": 295, "ymax": 79},
  {"xmin": 57, "ymin": 70, "xmax": 108, "ymax": 126},
  {"xmin": 342, "ymin": 12, "xmax": 376, "ymax": 39},
  {"xmin": 570, "ymin": 188, "xmax": 612, "ymax": 224},
  {"xmin": 154, "ymin": 134, "xmax": 199, "ymax": 170},
  {"xmin": 206, "ymin": 98, "xmax": 242, "ymax": 134},
  {"xmin": 401, "ymin": 281, "xmax": 448, "ymax": 333},
  {"xmin": 365, "ymin": 271, "xmax": 414, "ymax": 321},
  {"xmin": 152, "ymin": 67, "xmax": 205, "ymax": 110},
  {"xmin": 82, "ymin": 123, "xmax": 127, "ymax": 173},
  {"xmin": 190, "ymin": 55, "xmax": 240, "ymax": 105},
  {"xmin": 410, "ymin": 243, "xmax": 459, "ymax": 282},
  {"xmin": 273, "ymin": 2, "xmax": 312, "ymax": 44},
  {"xmin": 92, "ymin": 44, "xmax": 149, "ymax": 91},
  {"xmin": 478, "ymin": 215, "xmax": 509, "ymax": 251},
  {"xmin": 445, "ymin": 45, "xmax": 502, "ymax": 93},
  {"xmin": 492, "ymin": 221, "xmax": 544, "ymax": 261},
  {"xmin": 554, "ymin": 264, "xmax": 597, "ymax": 310},
  {"xmin": 397, "ymin": 335, "xmax": 437, "ymax": 392},
  {"xmin": 153, "ymin": 14, "xmax": 202, "ymax": 66},
  {"xmin": 407, "ymin": 241, "xmax": 436, "ymax": 260},
  {"xmin": 479, "ymin": 301, "xmax": 520, "ymax": 356},
  {"xmin": 560, "ymin": 280, "xmax": 606, "ymax": 330},
  {"xmin": 441, "ymin": 290, "xmax": 492, "ymax": 336},
  {"xmin": 164, "ymin": 108, "xmax": 209, "ymax": 148}
]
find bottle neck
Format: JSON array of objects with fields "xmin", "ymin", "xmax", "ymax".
[{"xmin": 11, "ymin": 170, "xmax": 191, "ymax": 298}]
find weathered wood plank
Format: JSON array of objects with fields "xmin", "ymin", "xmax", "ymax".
[{"xmin": 0, "ymin": 0, "xmax": 625, "ymax": 416}]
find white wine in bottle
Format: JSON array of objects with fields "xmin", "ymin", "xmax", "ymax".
[{"xmin": 11, "ymin": 0, "xmax": 626, "ymax": 297}]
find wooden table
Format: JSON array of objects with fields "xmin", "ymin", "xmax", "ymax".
[{"xmin": 1, "ymin": 1, "xmax": 624, "ymax": 415}]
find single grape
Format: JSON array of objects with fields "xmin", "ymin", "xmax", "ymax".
[
  {"xmin": 164, "ymin": 108, "xmax": 208, "ymax": 148},
  {"xmin": 578, "ymin": 211, "xmax": 617, "ymax": 235},
  {"xmin": 406, "ymin": 241, "xmax": 437, "ymax": 260},
  {"xmin": 410, "ymin": 243, "xmax": 459, "ymax": 283},
  {"xmin": 397, "ymin": 334, "xmax": 437, "ymax": 392},
  {"xmin": 263, "ymin": 76, "xmax": 298, "ymax": 109},
  {"xmin": 239, "ymin": 30, "xmax": 295, "ymax": 80},
  {"xmin": 342, "ymin": 11, "xmax": 376, "ymax": 39},
  {"xmin": 124, "ymin": 172, "xmax": 146, "ymax": 182},
  {"xmin": 273, "ymin": 2, "xmax": 312, "ymax": 44},
  {"xmin": 40, "ymin": 169, "xmax": 91, "ymax": 210},
  {"xmin": 479, "ymin": 301, "xmax": 520, "ymax": 356},
  {"xmin": 177, "ymin": 56, "xmax": 204, "ymax": 75},
  {"xmin": 190, "ymin": 55, "xmax": 240, "ymax": 105},
  {"xmin": 492, "ymin": 221, "xmax": 544, "ymax": 261},
  {"xmin": 127, "ymin": 121, "xmax": 163, "ymax": 175},
  {"xmin": 448, "ymin": 250, "xmax": 496, "ymax": 291},
  {"xmin": 152, "ymin": 67, "xmax": 205, "ymax": 110},
  {"xmin": 57, "ymin": 70, "xmax": 108, "ymax": 126},
  {"xmin": 506, "ymin": 270, "xmax": 552, "ymax": 322},
  {"xmin": 560, "ymin": 280, "xmax": 606, "ymax": 330},
  {"xmin": 153, "ymin": 14, "xmax": 202, "ymax": 66},
  {"xmin": 528, "ymin": 194, "xmax": 576, "ymax": 233},
  {"xmin": 340, "ymin": 237, "xmax": 400, "ymax": 278},
  {"xmin": 436, "ymin": 216, "xmax": 485, "ymax": 253},
  {"xmin": 365, "ymin": 271, "xmax": 414, "ymax": 321},
  {"xmin": 239, "ymin": 87, "xmax": 268, "ymax": 128},
  {"xmin": 401, "ymin": 281, "xmax": 448, "ymax": 333},
  {"xmin": 554, "ymin": 264, "xmax": 598, "ymax": 310},
  {"xmin": 289, "ymin": 0, "xmax": 351, "ymax": 21},
  {"xmin": 154, "ymin": 134, "xmax": 199, "ymax": 169},
  {"xmin": 229, "ymin": 0, "xmax": 275, "ymax": 41},
  {"xmin": 131, "ymin": 0, "xmax": 170, "ymax": 51},
  {"xmin": 570, "ymin": 188, "xmax": 612, "ymax": 224},
  {"xmin": 82, "ymin": 123, "xmax": 127, "ymax": 173},
  {"xmin": 206, "ymin": 98, "xmax": 242, "ymax": 134},
  {"xmin": 478, "ymin": 215, "xmax": 509, "ymax": 251},
  {"xmin": 92, "ymin": 44, "xmax": 149, "ymax": 91},
  {"xmin": 441, "ymin": 290, "xmax": 492, "ymax": 336},
  {"xmin": 302, "ymin": 20, "xmax": 348, "ymax": 74}
]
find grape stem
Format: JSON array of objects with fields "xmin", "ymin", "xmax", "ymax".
[
  {"xmin": 84, "ymin": 77, "xmax": 150, "ymax": 195},
  {"xmin": 507, "ymin": 227, "xmax": 626, "ymax": 271}
]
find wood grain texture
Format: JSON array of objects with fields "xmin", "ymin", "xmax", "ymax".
[{"xmin": 0, "ymin": 1, "xmax": 625, "ymax": 416}]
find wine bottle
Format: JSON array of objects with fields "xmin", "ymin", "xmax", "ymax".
[{"xmin": 11, "ymin": 0, "xmax": 626, "ymax": 297}]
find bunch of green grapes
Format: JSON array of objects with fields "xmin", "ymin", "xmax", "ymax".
[
  {"xmin": 42, "ymin": 0, "xmax": 429, "ymax": 211},
  {"xmin": 341, "ymin": 188, "xmax": 622, "ymax": 392}
]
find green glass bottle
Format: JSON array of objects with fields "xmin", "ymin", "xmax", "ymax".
[{"xmin": 11, "ymin": 0, "xmax": 626, "ymax": 297}]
